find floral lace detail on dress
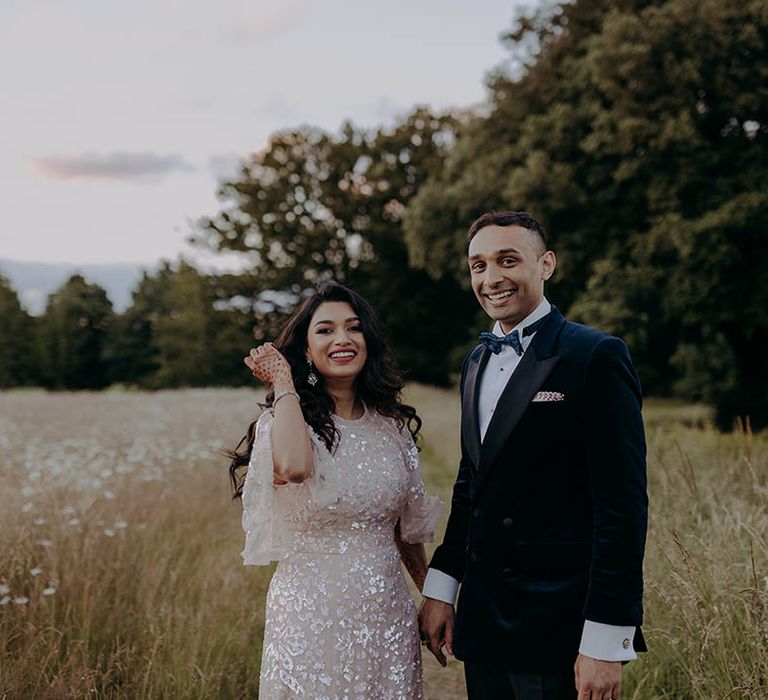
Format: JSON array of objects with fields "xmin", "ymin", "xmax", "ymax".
[
  {"xmin": 380, "ymin": 417, "xmax": 443, "ymax": 544},
  {"xmin": 239, "ymin": 407, "xmax": 442, "ymax": 699}
]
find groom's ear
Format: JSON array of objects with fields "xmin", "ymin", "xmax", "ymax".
[{"xmin": 540, "ymin": 250, "xmax": 557, "ymax": 281}]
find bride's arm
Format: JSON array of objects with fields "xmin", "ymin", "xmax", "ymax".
[
  {"xmin": 245, "ymin": 343, "xmax": 313, "ymax": 484},
  {"xmin": 395, "ymin": 521, "xmax": 428, "ymax": 592}
]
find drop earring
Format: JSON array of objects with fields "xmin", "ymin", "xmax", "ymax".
[{"xmin": 307, "ymin": 359, "xmax": 318, "ymax": 386}]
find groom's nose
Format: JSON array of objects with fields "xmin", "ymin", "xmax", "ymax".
[{"xmin": 482, "ymin": 264, "xmax": 504, "ymax": 287}]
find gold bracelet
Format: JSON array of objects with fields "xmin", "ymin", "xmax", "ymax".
[{"xmin": 273, "ymin": 389, "xmax": 300, "ymax": 406}]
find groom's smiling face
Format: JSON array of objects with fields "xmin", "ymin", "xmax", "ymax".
[{"xmin": 468, "ymin": 224, "xmax": 556, "ymax": 333}]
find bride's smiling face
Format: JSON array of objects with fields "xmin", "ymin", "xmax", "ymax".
[{"xmin": 306, "ymin": 301, "xmax": 368, "ymax": 383}]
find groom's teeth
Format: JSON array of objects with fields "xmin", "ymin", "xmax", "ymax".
[{"xmin": 488, "ymin": 290, "xmax": 514, "ymax": 300}]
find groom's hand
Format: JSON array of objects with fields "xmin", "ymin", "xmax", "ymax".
[
  {"xmin": 418, "ymin": 597, "xmax": 454, "ymax": 667},
  {"xmin": 574, "ymin": 654, "xmax": 621, "ymax": 699}
]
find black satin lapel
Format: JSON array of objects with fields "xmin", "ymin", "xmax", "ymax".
[
  {"xmin": 475, "ymin": 347, "xmax": 560, "ymax": 493},
  {"xmin": 461, "ymin": 348, "xmax": 489, "ymax": 470}
]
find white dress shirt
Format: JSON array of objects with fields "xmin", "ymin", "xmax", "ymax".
[{"xmin": 422, "ymin": 297, "xmax": 637, "ymax": 662}]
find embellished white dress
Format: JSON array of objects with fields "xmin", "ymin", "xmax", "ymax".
[{"xmin": 241, "ymin": 406, "xmax": 442, "ymax": 700}]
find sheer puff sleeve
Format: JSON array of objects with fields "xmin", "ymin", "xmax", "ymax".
[
  {"xmin": 240, "ymin": 410, "xmax": 287, "ymax": 566},
  {"xmin": 396, "ymin": 426, "xmax": 443, "ymax": 544},
  {"xmin": 240, "ymin": 410, "xmax": 340, "ymax": 565}
]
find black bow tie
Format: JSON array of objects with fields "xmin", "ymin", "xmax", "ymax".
[{"xmin": 478, "ymin": 314, "xmax": 549, "ymax": 355}]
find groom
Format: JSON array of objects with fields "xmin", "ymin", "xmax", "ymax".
[{"xmin": 418, "ymin": 211, "xmax": 648, "ymax": 699}]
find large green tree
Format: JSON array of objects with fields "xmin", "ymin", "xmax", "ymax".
[
  {"xmin": 0, "ymin": 274, "xmax": 39, "ymax": 387},
  {"xmin": 404, "ymin": 0, "xmax": 768, "ymax": 428},
  {"xmin": 38, "ymin": 274, "xmax": 113, "ymax": 389},
  {"xmin": 194, "ymin": 108, "xmax": 478, "ymax": 384}
]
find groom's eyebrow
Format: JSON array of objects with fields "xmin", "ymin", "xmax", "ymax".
[{"xmin": 468, "ymin": 247, "xmax": 521, "ymax": 261}]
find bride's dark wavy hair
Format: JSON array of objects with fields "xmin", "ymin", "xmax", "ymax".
[{"xmin": 228, "ymin": 282, "xmax": 421, "ymax": 498}]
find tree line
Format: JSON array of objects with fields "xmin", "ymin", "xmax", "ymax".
[
  {"xmin": 0, "ymin": 265, "xmax": 254, "ymax": 391},
  {"xmin": 1, "ymin": 0, "xmax": 765, "ymax": 430}
]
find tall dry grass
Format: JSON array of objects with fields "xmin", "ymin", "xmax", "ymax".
[
  {"xmin": 627, "ymin": 405, "xmax": 768, "ymax": 698},
  {"xmin": 0, "ymin": 389, "xmax": 268, "ymax": 698},
  {"xmin": 0, "ymin": 388, "xmax": 765, "ymax": 698}
]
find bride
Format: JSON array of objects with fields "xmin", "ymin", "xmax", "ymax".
[{"xmin": 229, "ymin": 282, "xmax": 442, "ymax": 699}]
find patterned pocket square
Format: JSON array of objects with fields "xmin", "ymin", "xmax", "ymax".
[{"xmin": 531, "ymin": 391, "xmax": 565, "ymax": 402}]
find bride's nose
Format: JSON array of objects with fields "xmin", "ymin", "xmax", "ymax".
[{"xmin": 333, "ymin": 331, "xmax": 353, "ymax": 345}]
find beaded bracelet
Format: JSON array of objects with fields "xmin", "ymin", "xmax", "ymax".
[{"xmin": 273, "ymin": 389, "xmax": 300, "ymax": 406}]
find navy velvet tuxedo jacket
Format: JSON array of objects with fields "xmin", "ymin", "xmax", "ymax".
[{"xmin": 429, "ymin": 307, "xmax": 648, "ymax": 672}]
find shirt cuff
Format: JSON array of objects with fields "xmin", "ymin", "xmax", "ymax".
[
  {"xmin": 422, "ymin": 568, "xmax": 459, "ymax": 605},
  {"xmin": 579, "ymin": 620, "xmax": 637, "ymax": 662}
]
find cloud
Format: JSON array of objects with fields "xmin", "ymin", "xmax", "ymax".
[{"xmin": 28, "ymin": 152, "xmax": 196, "ymax": 182}]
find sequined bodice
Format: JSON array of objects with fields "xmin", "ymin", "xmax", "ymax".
[{"xmin": 275, "ymin": 411, "xmax": 409, "ymax": 556}]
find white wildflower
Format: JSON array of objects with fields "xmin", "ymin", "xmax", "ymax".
[
  {"xmin": 13, "ymin": 596, "xmax": 29, "ymax": 605},
  {"xmin": 114, "ymin": 520, "xmax": 128, "ymax": 529},
  {"xmin": 0, "ymin": 596, "xmax": 10, "ymax": 606},
  {"xmin": 34, "ymin": 517, "xmax": 46, "ymax": 526},
  {"xmin": 103, "ymin": 528, "xmax": 115, "ymax": 537},
  {"xmin": 30, "ymin": 567, "xmax": 43, "ymax": 576},
  {"xmin": 0, "ymin": 584, "xmax": 9, "ymax": 595},
  {"xmin": 42, "ymin": 587, "xmax": 56, "ymax": 596},
  {"xmin": 22, "ymin": 502, "xmax": 34, "ymax": 513}
]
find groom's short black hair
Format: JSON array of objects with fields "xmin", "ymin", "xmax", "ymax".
[{"xmin": 467, "ymin": 211, "xmax": 547, "ymax": 255}]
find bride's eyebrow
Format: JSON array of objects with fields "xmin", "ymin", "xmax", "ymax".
[{"xmin": 313, "ymin": 317, "xmax": 360, "ymax": 327}]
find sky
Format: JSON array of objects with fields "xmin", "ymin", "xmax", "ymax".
[{"xmin": 0, "ymin": 0, "xmax": 523, "ymax": 269}]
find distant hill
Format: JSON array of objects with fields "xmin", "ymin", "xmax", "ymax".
[{"xmin": 0, "ymin": 259, "xmax": 156, "ymax": 315}]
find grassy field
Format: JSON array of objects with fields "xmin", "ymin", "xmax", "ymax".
[{"xmin": 0, "ymin": 387, "xmax": 766, "ymax": 699}]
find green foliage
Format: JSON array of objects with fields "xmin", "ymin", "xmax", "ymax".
[
  {"xmin": 145, "ymin": 262, "xmax": 218, "ymax": 388},
  {"xmin": 103, "ymin": 266, "xmax": 174, "ymax": 387},
  {"xmin": 106, "ymin": 262, "xmax": 254, "ymax": 389},
  {"xmin": 403, "ymin": 0, "xmax": 768, "ymax": 427},
  {"xmin": 0, "ymin": 274, "xmax": 39, "ymax": 388},
  {"xmin": 194, "ymin": 108, "xmax": 478, "ymax": 385},
  {"xmin": 38, "ymin": 274, "xmax": 113, "ymax": 390}
]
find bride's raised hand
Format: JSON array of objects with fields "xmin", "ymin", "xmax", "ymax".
[{"xmin": 244, "ymin": 343, "xmax": 293, "ymax": 388}]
